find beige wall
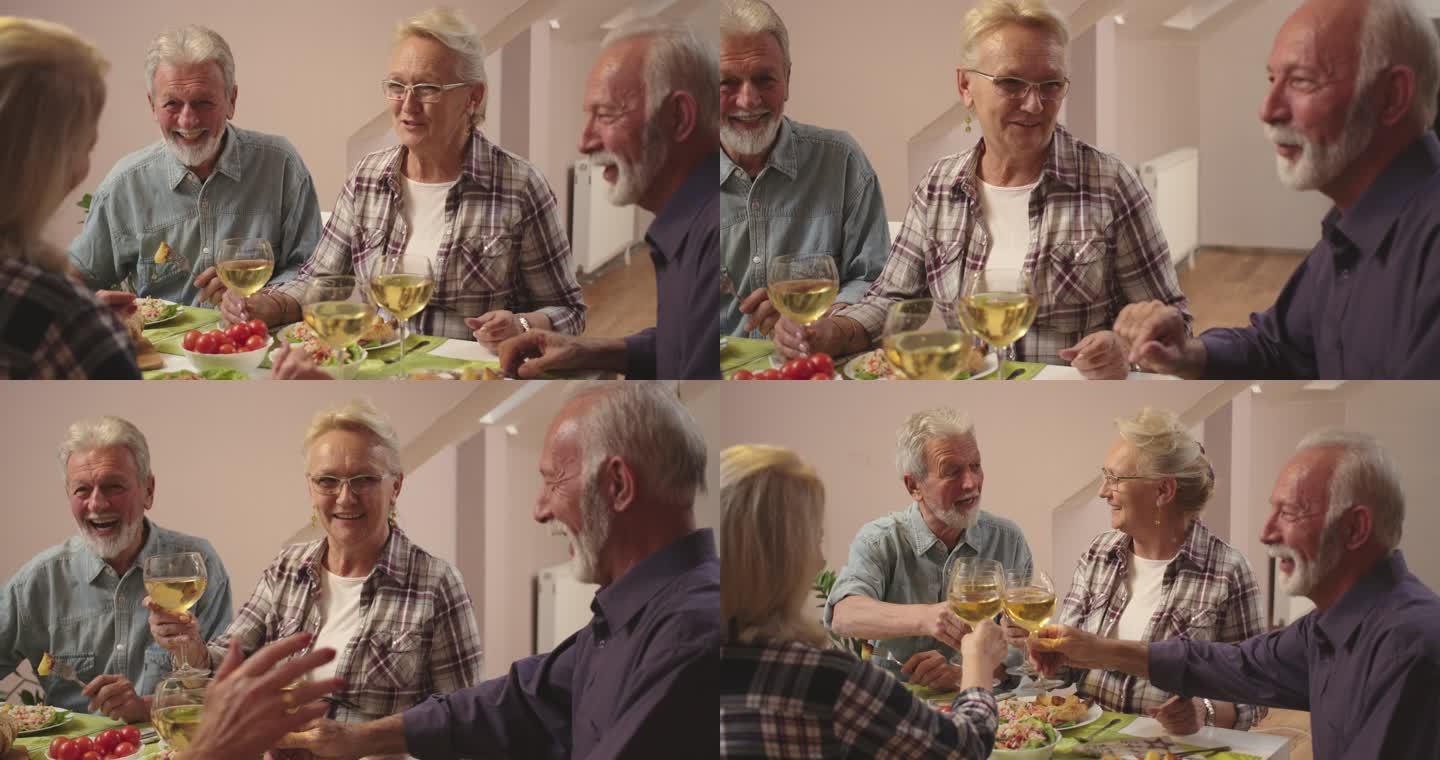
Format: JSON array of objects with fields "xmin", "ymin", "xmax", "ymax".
[{"xmin": 1107, "ymin": 29, "xmax": 1199, "ymax": 167}]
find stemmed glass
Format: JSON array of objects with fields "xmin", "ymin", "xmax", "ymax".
[
  {"xmin": 946, "ymin": 557, "xmax": 1005, "ymax": 677},
  {"xmin": 958, "ymin": 266, "xmax": 1038, "ymax": 380},
  {"xmin": 215, "ymin": 238, "xmax": 275, "ymax": 325},
  {"xmin": 366, "ymin": 254, "xmax": 436, "ymax": 361},
  {"xmin": 881, "ymin": 298, "xmax": 978, "ymax": 380},
  {"xmin": 151, "ymin": 675, "xmax": 208, "ymax": 752},
  {"xmin": 765, "ymin": 254, "xmax": 839, "ymax": 346},
  {"xmin": 143, "ymin": 552, "xmax": 208, "ymax": 677},
  {"xmin": 302, "ymin": 275, "xmax": 375, "ymax": 367},
  {"xmin": 1002, "ymin": 567, "xmax": 1064, "ymax": 693}
]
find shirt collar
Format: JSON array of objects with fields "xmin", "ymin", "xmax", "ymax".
[
  {"xmin": 1324, "ymin": 132, "xmax": 1440, "ymax": 257},
  {"xmin": 592, "ymin": 528, "xmax": 717, "ymax": 631},
  {"xmin": 647, "ymin": 152, "xmax": 719, "ymax": 263},
  {"xmin": 300, "ymin": 527, "xmax": 413, "ymax": 586},
  {"xmin": 1315, "ymin": 549, "xmax": 1410, "ymax": 651},
  {"xmin": 1103, "ymin": 520, "xmax": 1213, "ymax": 572},
  {"xmin": 165, "ymin": 123, "xmax": 243, "ymax": 190},
  {"xmin": 382, "ymin": 128, "xmax": 494, "ymax": 194},
  {"xmin": 901, "ymin": 502, "xmax": 990, "ymax": 559},
  {"xmin": 954, "ymin": 123, "xmax": 1081, "ymax": 200},
  {"xmin": 719, "ymin": 117, "xmax": 797, "ymax": 184}
]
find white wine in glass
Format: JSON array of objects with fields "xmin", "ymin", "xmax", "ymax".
[
  {"xmin": 766, "ymin": 255, "xmax": 839, "ymax": 339},
  {"xmin": 302, "ymin": 275, "xmax": 375, "ymax": 366},
  {"xmin": 948, "ymin": 557, "xmax": 1004, "ymax": 626},
  {"xmin": 1003, "ymin": 567, "xmax": 1063, "ymax": 692},
  {"xmin": 881, "ymin": 299, "xmax": 977, "ymax": 380},
  {"xmin": 215, "ymin": 238, "xmax": 276, "ymax": 323},
  {"xmin": 366, "ymin": 254, "xmax": 435, "ymax": 361},
  {"xmin": 152, "ymin": 677, "xmax": 208, "ymax": 751},
  {"xmin": 144, "ymin": 552, "xmax": 208, "ymax": 677},
  {"xmin": 959, "ymin": 267, "xmax": 1038, "ymax": 380}
]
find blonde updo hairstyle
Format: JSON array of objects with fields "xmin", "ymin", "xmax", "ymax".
[{"xmin": 1115, "ymin": 407, "xmax": 1214, "ymax": 521}]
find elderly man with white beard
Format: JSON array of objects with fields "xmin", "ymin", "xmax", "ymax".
[
  {"xmin": 279, "ymin": 382, "xmax": 720, "ymax": 760},
  {"xmin": 69, "ymin": 24, "xmax": 321, "ymax": 308},
  {"xmin": 0, "ymin": 416, "xmax": 233, "ymax": 721},
  {"xmin": 1106, "ymin": 0, "xmax": 1440, "ymax": 379},
  {"xmin": 499, "ymin": 19, "xmax": 721, "ymax": 379},
  {"xmin": 1033, "ymin": 430, "xmax": 1440, "ymax": 759},
  {"xmin": 825, "ymin": 407, "xmax": 1033, "ymax": 690},
  {"xmin": 718, "ymin": 0, "xmax": 888, "ymax": 339}
]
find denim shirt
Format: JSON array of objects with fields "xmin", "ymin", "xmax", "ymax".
[
  {"xmin": 720, "ymin": 117, "xmax": 889, "ymax": 336},
  {"xmin": 69, "ymin": 124, "xmax": 322, "ymax": 305},
  {"xmin": 0, "ymin": 520, "xmax": 233, "ymax": 709},
  {"xmin": 825, "ymin": 504, "xmax": 1032, "ymax": 666}
]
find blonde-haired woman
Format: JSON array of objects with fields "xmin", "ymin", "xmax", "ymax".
[
  {"xmin": 235, "ymin": 6, "xmax": 585, "ymax": 348},
  {"xmin": 0, "ymin": 18, "xmax": 139, "ymax": 378},
  {"xmin": 783, "ymin": 0, "xmax": 1189, "ymax": 378},
  {"xmin": 1044, "ymin": 408, "xmax": 1267, "ymax": 734},
  {"xmin": 148, "ymin": 399, "xmax": 482, "ymax": 730},
  {"xmin": 720, "ymin": 444, "xmax": 1007, "ymax": 759}
]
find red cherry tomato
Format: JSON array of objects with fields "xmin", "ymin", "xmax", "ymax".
[
  {"xmin": 206, "ymin": 329, "xmax": 226, "ymax": 341},
  {"xmin": 118, "ymin": 726, "xmax": 141, "ymax": 746},
  {"xmin": 809, "ymin": 373, "xmax": 833, "ymax": 380},
  {"xmin": 226, "ymin": 323, "xmax": 251, "ymax": 344},
  {"xmin": 247, "ymin": 318, "xmax": 269, "ymax": 338},
  {"xmin": 49, "ymin": 737, "xmax": 71, "ymax": 759},
  {"xmin": 216, "ymin": 342, "xmax": 237, "ymax": 355},
  {"xmin": 731, "ymin": 370, "xmax": 754, "ymax": 380},
  {"xmin": 195, "ymin": 334, "xmax": 218, "ymax": 354},
  {"xmin": 808, "ymin": 353, "xmax": 835, "ymax": 377},
  {"xmin": 755, "ymin": 368, "xmax": 781, "ymax": 380},
  {"xmin": 70, "ymin": 737, "xmax": 93, "ymax": 755},
  {"xmin": 95, "ymin": 730, "xmax": 121, "ymax": 754},
  {"xmin": 181, "ymin": 330, "xmax": 201, "ymax": 351},
  {"xmin": 57, "ymin": 746, "xmax": 81, "ymax": 760},
  {"xmin": 111, "ymin": 741, "xmax": 137, "ymax": 758},
  {"xmin": 80, "ymin": 752, "xmax": 101, "ymax": 760},
  {"xmin": 243, "ymin": 333, "xmax": 268, "ymax": 352},
  {"xmin": 781, "ymin": 358, "xmax": 812, "ymax": 380}
]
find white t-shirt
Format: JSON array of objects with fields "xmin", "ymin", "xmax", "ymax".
[
  {"xmin": 1111, "ymin": 554, "xmax": 1174, "ymax": 641},
  {"xmin": 310, "ymin": 569, "xmax": 369, "ymax": 683},
  {"xmin": 976, "ymin": 179, "xmax": 1039, "ymax": 271},
  {"xmin": 399, "ymin": 175, "xmax": 457, "ymax": 269}
]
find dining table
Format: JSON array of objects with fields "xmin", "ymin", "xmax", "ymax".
[{"xmin": 7, "ymin": 712, "xmax": 164, "ymax": 759}]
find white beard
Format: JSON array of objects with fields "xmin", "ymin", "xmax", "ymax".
[
  {"xmin": 81, "ymin": 514, "xmax": 145, "ymax": 560},
  {"xmin": 1268, "ymin": 516, "xmax": 1347, "ymax": 597},
  {"xmin": 165, "ymin": 127, "xmax": 224, "ymax": 171},
  {"xmin": 935, "ymin": 499, "xmax": 982, "ymax": 532},
  {"xmin": 721, "ymin": 111, "xmax": 781, "ymax": 161},
  {"xmin": 588, "ymin": 118, "xmax": 669, "ymax": 207},
  {"xmin": 570, "ymin": 476, "xmax": 615, "ymax": 585},
  {"xmin": 1265, "ymin": 85, "xmax": 1378, "ymax": 192}
]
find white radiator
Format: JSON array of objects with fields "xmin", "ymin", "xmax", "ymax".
[
  {"xmin": 534, "ymin": 562, "xmax": 599, "ymax": 653},
  {"xmin": 1139, "ymin": 147, "xmax": 1199, "ymax": 270},
  {"xmin": 569, "ymin": 159, "xmax": 639, "ymax": 275}
]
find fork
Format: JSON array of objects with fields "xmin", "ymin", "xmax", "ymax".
[
  {"xmin": 1074, "ymin": 717, "xmax": 1121, "ymax": 743},
  {"xmin": 46, "ymin": 657, "xmax": 87, "ymax": 689},
  {"xmin": 720, "ymin": 267, "xmax": 737, "ymax": 297}
]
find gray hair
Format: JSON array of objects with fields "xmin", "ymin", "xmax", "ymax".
[
  {"xmin": 895, "ymin": 408, "xmax": 976, "ymax": 481},
  {"xmin": 144, "ymin": 25, "xmax": 236, "ymax": 97},
  {"xmin": 602, "ymin": 18, "xmax": 720, "ymax": 140},
  {"xmin": 1357, "ymin": 0, "xmax": 1440, "ymax": 130},
  {"xmin": 1296, "ymin": 429, "xmax": 1405, "ymax": 551},
  {"xmin": 396, "ymin": 7, "xmax": 488, "ymax": 126},
  {"xmin": 720, "ymin": 0, "xmax": 791, "ymax": 72},
  {"xmin": 58, "ymin": 416, "xmax": 152, "ymax": 485},
  {"xmin": 570, "ymin": 382, "xmax": 708, "ymax": 505},
  {"xmin": 304, "ymin": 399, "xmax": 402, "ymax": 475},
  {"xmin": 959, "ymin": 0, "xmax": 1070, "ymax": 70},
  {"xmin": 1115, "ymin": 408, "xmax": 1214, "ymax": 515}
]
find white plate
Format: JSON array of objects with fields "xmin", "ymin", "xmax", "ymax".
[
  {"xmin": 841, "ymin": 350, "xmax": 998, "ymax": 381},
  {"xmin": 14, "ymin": 707, "xmax": 72, "ymax": 736},
  {"xmin": 278, "ymin": 322, "xmax": 399, "ymax": 352},
  {"xmin": 998, "ymin": 696, "xmax": 1103, "ymax": 732},
  {"xmin": 139, "ymin": 300, "xmax": 185, "ymax": 327}
]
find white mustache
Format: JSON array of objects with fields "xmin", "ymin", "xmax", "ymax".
[
  {"xmin": 728, "ymin": 110, "xmax": 771, "ymax": 120},
  {"xmin": 1263, "ymin": 124, "xmax": 1304, "ymax": 148},
  {"xmin": 586, "ymin": 150, "xmax": 619, "ymax": 169},
  {"xmin": 1266, "ymin": 545, "xmax": 1297, "ymax": 562}
]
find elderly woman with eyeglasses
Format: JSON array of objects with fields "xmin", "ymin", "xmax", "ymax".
[
  {"xmin": 776, "ymin": 0, "xmax": 1190, "ymax": 378},
  {"xmin": 147, "ymin": 400, "xmax": 482, "ymax": 733},
  {"xmin": 224, "ymin": 7, "xmax": 585, "ymax": 348},
  {"xmin": 1023, "ymin": 408, "xmax": 1266, "ymax": 735}
]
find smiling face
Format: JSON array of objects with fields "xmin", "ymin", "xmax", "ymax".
[
  {"xmin": 1261, "ymin": 448, "xmax": 1351, "ymax": 598},
  {"xmin": 578, "ymin": 37, "xmax": 670, "ymax": 208},
  {"xmin": 719, "ymin": 31, "xmax": 787, "ymax": 161},
  {"xmin": 387, "ymin": 34, "xmax": 484, "ymax": 157},
  {"xmin": 66, "ymin": 445, "xmax": 153, "ymax": 561},
  {"xmin": 1098, "ymin": 439, "xmax": 1166, "ymax": 534},
  {"xmin": 959, "ymin": 22, "xmax": 1066, "ymax": 165},
  {"xmin": 149, "ymin": 60, "xmax": 235, "ymax": 173},
  {"xmin": 907, "ymin": 434, "xmax": 984, "ymax": 533},
  {"xmin": 536, "ymin": 401, "xmax": 616, "ymax": 584},
  {"xmin": 306, "ymin": 429, "xmax": 401, "ymax": 553}
]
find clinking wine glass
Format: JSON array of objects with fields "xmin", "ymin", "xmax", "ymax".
[
  {"xmin": 143, "ymin": 552, "xmax": 208, "ymax": 678},
  {"xmin": 302, "ymin": 275, "xmax": 375, "ymax": 367},
  {"xmin": 366, "ymin": 254, "xmax": 435, "ymax": 361},
  {"xmin": 765, "ymin": 254, "xmax": 839, "ymax": 345},
  {"xmin": 946, "ymin": 557, "xmax": 1005, "ymax": 679},
  {"xmin": 215, "ymin": 238, "xmax": 275, "ymax": 324},
  {"xmin": 151, "ymin": 675, "xmax": 208, "ymax": 751},
  {"xmin": 958, "ymin": 266, "xmax": 1038, "ymax": 380},
  {"xmin": 1003, "ymin": 567, "xmax": 1063, "ymax": 693},
  {"xmin": 881, "ymin": 298, "xmax": 978, "ymax": 380}
]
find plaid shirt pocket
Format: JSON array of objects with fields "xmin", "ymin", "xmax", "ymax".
[
  {"xmin": 1043, "ymin": 238, "xmax": 1108, "ymax": 306},
  {"xmin": 454, "ymin": 235, "xmax": 514, "ymax": 297},
  {"xmin": 1161, "ymin": 607, "xmax": 1219, "ymax": 641},
  {"xmin": 360, "ymin": 628, "xmax": 425, "ymax": 690}
]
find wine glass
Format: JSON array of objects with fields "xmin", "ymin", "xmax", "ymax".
[
  {"xmin": 143, "ymin": 552, "xmax": 208, "ymax": 678},
  {"xmin": 946, "ymin": 557, "xmax": 1004, "ymax": 677},
  {"xmin": 302, "ymin": 275, "xmax": 376, "ymax": 367},
  {"xmin": 1002, "ymin": 567, "xmax": 1063, "ymax": 693},
  {"xmin": 215, "ymin": 238, "xmax": 275, "ymax": 324},
  {"xmin": 881, "ymin": 298, "xmax": 978, "ymax": 380},
  {"xmin": 151, "ymin": 675, "xmax": 209, "ymax": 751},
  {"xmin": 958, "ymin": 267, "xmax": 1038, "ymax": 380},
  {"xmin": 765, "ymin": 254, "xmax": 839, "ymax": 347},
  {"xmin": 366, "ymin": 254, "xmax": 435, "ymax": 361}
]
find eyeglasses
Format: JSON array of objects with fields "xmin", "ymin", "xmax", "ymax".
[
  {"xmin": 308, "ymin": 474, "xmax": 385, "ymax": 495},
  {"xmin": 1099, "ymin": 468, "xmax": 1159, "ymax": 487},
  {"xmin": 381, "ymin": 79, "xmax": 469, "ymax": 104},
  {"xmin": 965, "ymin": 70, "xmax": 1070, "ymax": 102}
]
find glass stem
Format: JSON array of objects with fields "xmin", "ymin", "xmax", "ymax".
[{"xmin": 398, "ymin": 321, "xmax": 408, "ymax": 361}]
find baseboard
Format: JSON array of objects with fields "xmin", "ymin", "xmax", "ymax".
[{"xmin": 1197, "ymin": 245, "xmax": 1309, "ymax": 257}]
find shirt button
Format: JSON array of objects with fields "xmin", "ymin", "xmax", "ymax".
[
  {"xmin": 752, "ymin": 256, "xmax": 761, "ymax": 264},
  {"xmin": 115, "ymin": 644, "xmax": 124, "ymax": 653},
  {"xmin": 203, "ymin": 247, "xmax": 210, "ymax": 254}
]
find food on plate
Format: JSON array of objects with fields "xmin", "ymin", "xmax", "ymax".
[
  {"xmin": 0, "ymin": 703, "xmax": 61, "ymax": 733},
  {"xmin": 37, "ymin": 652, "xmax": 53, "ymax": 676},
  {"xmin": 730, "ymin": 353, "xmax": 836, "ymax": 380},
  {"xmin": 998, "ymin": 692, "xmax": 1092, "ymax": 728},
  {"xmin": 135, "ymin": 297, "xmax": 180, "ymax": 324},
  {"xmin": 153, "ymin": 241, "xmax": 172, "ymax": 264},
  {"xmin": 363, "ymin": 314, "xmax": 398, "ymax": 344},
  {"xmin": 852, "ymin": 342, "xmax": 988, "ymax": 380},
  {"xmin": 407, "ymin": 365, "xmax": 503, "ymax": 380},
  {"xmin": 121, "ymin": 309, "xmax": 165, "ymax": 371},
  {"xmin": 0, "ymin": 712, "xmax": 14, "ymax": 753},
  {"xmin": 184, "ymin": 320, "xmax": 270, "ymax": 356},
  {"xmin": 993, "ymin": 717, "xmax": 1058, "ymax": 751},
  {"xmin": 286, "ymin": 318, "xmax": 396, "ymax": 354}
]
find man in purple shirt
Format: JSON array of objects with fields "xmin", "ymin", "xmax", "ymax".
[
  {"xmin": 282, "ymin": 382, "xmax": 719, "ymax": 760},
  {"xmin": 1033, "ymin": 430, "xmax": 1440, "ymax": 758},
  {"xmin": 500, "ymin": 19, "xmax": 721, "ymax": 380},
  {"xmin": 1107, "ymin": 0, "xmax": 1440, "ymax": 379}
]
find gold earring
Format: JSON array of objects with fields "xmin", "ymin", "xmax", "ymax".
[
  {"xmin": 389, "ymin": 508, "xmax": 398, "ymax": 527},
  {"xmin": 965, "ymin": 113, "xmax": 974, "ymax": 133},
  {"xmin": 310, "ymin": 512, "xmax": 319, "ymax": 528},
  {"xmin": 1154, "ymin": 504, "xmax": 1163, "ymax": 527}
]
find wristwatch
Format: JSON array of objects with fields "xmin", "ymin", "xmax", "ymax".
[
  {"xmin": 1201, "ymin": 697, "xmax": 1216, "ymax": 727},
  {"xmin": 517, "ymin": 315, "xmax": 531, "ymax": 333}
]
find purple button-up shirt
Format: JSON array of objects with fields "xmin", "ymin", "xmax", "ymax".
[
  {"xmin": 1201, "ymin": 132, "xmax": 1440, "ymax": 378},
  {"xmin": 1148, "ymin": 551, "xmax": 1440, "ymax": 759},
  {"xmin": 402, "ymin": 529, "xmax": 719, "ymax": 759},
  {"xmin": 624, "ymin": 153, "xmax": 721, "ymax": 379}
]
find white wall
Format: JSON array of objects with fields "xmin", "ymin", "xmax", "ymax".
[{"xmin": 1107, "ymin": 29, "xmax": 1200, "ymax": 167}]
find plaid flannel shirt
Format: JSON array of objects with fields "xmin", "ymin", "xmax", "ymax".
[
  {"xmin": 0, "ymin": 256, "xmax": 140, "ymax": 379},
  {"xmin": 273, "ymin": 129, "xmax": 585, "ymax": 340},
  {"xmin": 836, "ymin": 125, "xmax": 1190, "ymax": 364},
  {"xmin": 721, "ymin": 638, "xmax": 998, "ymax": 759},
  {"xmin": 1058, "ymin": 521, "xmax": 1267, "ymax": 730},
  {"xmin": 206, "ymin": 528, "xmax": 482, "ymax": 723}
]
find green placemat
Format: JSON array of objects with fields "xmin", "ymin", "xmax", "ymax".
[
  {"xmin": 144, "ymin": 306, "xmax": 223, "ymax": 354},
  {"xmin": 12, "ymin": 712, "xmax": 164, "ymax": 758},
  {"xmin": 721, "ymin": 337, "xmax": 776, "ymax": 376},
  {"xmin": 904, "ymin": 682, "xmax": 960, "ymax": 703},
  {"xmin": 358, "ymin": 334, "xmax": 444, "ymax": 363},
  {"xmin": 980, "ymin": 360, "xmax": 1046, "ymax": 380},
  {"xmin": 1052, "ymin": 712, "xmax": 1261, "ymax": 760}
]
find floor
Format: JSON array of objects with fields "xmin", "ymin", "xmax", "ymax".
[
  {"xmin": 1174, "ymin": 248, "xmax": 1306, "ymax": 335},
  {"xmin": 1252, "ymin": 708, "xmax": 1314, "ymax": 760},
  {"xmin": 576, "ymin": 247, "xmax": 656, "ymax": 338}
]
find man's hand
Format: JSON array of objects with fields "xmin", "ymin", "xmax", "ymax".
[
  {"xmin": 1058, "ymin": 330, "xmax": 1130, "ymax": 379},
  {"xmin": 900, "ymin": 650, "xmax": 960, "ymax": 689},
  {"xmin": 1112, "ymin": 301, "xmax": 1205, "ymax": 378},
  {"xmin": 1029, "ymin": 624, "xmax": 1101, "ymax": 674},
  {"xmin": 916, "ymin": 602, "xmax": 971, "ymax": 651},
  {"xmin": 195, "ymin": 267, "xmax": 229, "ymax": 308},
  {"xmin": 1149, "ymin": 695, "xmax": 1205, "ymax": 736},
  {"xmin": 145, "ymin": 596, "xmax": 204, "ymax": 657},
  {"xmin": 277, "ymin": 718, "xmax": 365, "ymax": 758},
  {"xmin": 95, "ymin": 290, "xmax": 138, "ymax": 321},
  {"xmin": 82, "ymin": 674, "xmax": 149, "ymax": 722},
  {"xmin": 738, "ymin": 287, "xmax": 782, "ymax": 337}
]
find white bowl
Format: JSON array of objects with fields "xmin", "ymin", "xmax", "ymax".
[
  {"xmin": 320, "ymin": 344, "xmax": 368, "ymax": 379},
  {"xmin": 183, "ymin": 337, "xmax": 273, "ymax": 372}
]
